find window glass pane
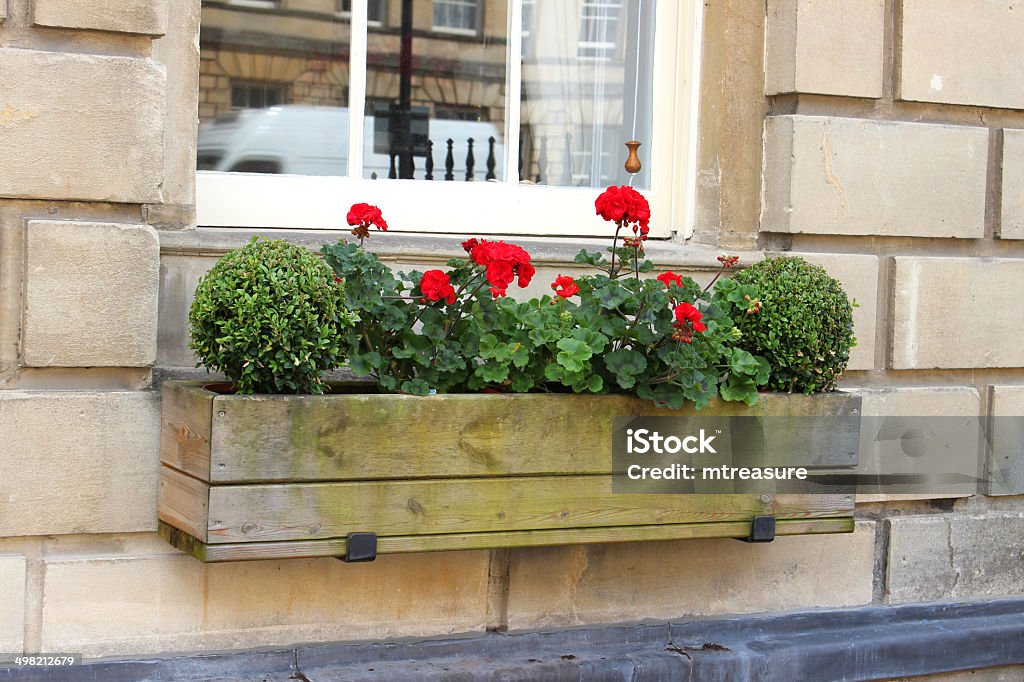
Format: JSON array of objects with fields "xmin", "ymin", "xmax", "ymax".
[
  {"xmin": 364, "ymin": 0, "xmax": 506, "ymax": 181},
  {"xmin": 521, "ymin": 0, "xmax": 655, "ymax": 188},
  {"xmin": 197, "ymin": 1, "xmax": 351, "ymax": 176}
]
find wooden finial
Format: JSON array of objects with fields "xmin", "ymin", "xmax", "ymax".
[{"xmin": 624, "ymin": 140, "xmax": 642, "ymax": 174}]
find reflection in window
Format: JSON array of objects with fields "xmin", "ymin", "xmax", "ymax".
[
  {"xmin": 230, "ymin": 82, "xmax": 286, "ymax": 110},
  {"xmin": 522, "ymin": 0, "xmax": 653, "ymax": 188},
  {"xmin": 432, "ymin": 0, "xmax": 478, "ymax": 33},
  {"xmin": 338, "ymin": 0, "xmax": 388, "ymax": 24},
  {"xmin": 578, "ymin": 0, "xmax": 622, "ymax": 60},
  {"xmin": 197, "ymin": 0, "xmax": 654, "ymax": 188}
]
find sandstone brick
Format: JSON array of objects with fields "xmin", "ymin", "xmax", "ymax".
[
  {"xmin": 854, "ymin": 387, "xmax": 981, "ymax": 503},
  {"xmin": 987, "ymin": 386, "xmax": 1024, "ymax": 496},
  {"xmin": 152, "ymin": 0, "xmax": 200, "ymax": 209},
  {"xmin": 24, "ymin": 221, "xmax": 159, "ymax": 367},
  {"xmin": 886, "ymin": 514, "xmax": 1024, "ymax": 603},
  {"xmin": 33, "ymin": 0, "xmax": 167, "ymax": 35},
  {"xmin": 0, "ymin": 1, "xmax": 6, "ymax": 22},
  {"xmin": 505, "ymin": 521, "xmax": 874, "ymax": 629},
  {"xmin": 0, "ymin": 391, "xmax": 160, "ymax": 537},
  {"xmin": 900, "ymin": 0, "xmax": 1024, "ymax": 109},
  {"xmin": 0, "ymin": 49, "xmax": 165, "ymax": 203},
  {"xmin": 857, "ymin": 387, "xmax": 981, "ymax": 418},
  {"xmin": 0, "ymin": 555, "xmax": 26, "ymax": 653},
  {"xmin": 789, "ymin": 252, "xmax": 877, "ymax": 370},
  {"xmin": 1000, "ymin": 129, "xmax": 1024, "ymax": 240},
  {"xmin": 891, "ymin": 257, "xmax": 1024, "ymax": 369},
  {"xmin": 762, "ymin": 116, "xmax": 988, "ymax": 238},
  {"xmin": 765, "ymin": 0, "xmax": 884, "ymax": 98},
  {"xmin": 41, "ymin": 544, "xmax": 489, "ymax": 657}
]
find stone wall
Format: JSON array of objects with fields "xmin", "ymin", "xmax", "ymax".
[{"xmin": 0, "ymin": 0, "xmax": 1022, "ymax": 669}]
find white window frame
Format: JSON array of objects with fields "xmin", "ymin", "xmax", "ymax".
[
  {"xmin": 431, "ymin": 0, "xmax": 481, "ymax": 36},
  {"xmin": 337, "ymin": 0, "xmax": 386, "ymax": 26},
  {"xmin": 577, "ymin": 0, "xmax": 622, "ymax": 61},
  {"xmin": 196, "ymin": 0, "xmax": 704, "ymax": 240}
]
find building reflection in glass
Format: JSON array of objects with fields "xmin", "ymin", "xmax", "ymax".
[{"xmin": 197, "ymin": 0, "xmax": 654, "ymax": 188}]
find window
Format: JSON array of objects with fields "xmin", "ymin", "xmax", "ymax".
[
  {"xmin": 230, "ymin": 82, "xmax": 286, "ymax": 110},
  {"xmin": 196, "ymin": 0, "xmax": 704, "ymax": 239},
  {"xmin": 578, "ymin": 0, "xmax": 622, "ymax": 60},
  {"xmin": 338, "ymin": 0, "xmax": 387, "ymax": 25},
  {"xmin": 432, "ymin": 0, "xmax": 479, "ymax": 34}
]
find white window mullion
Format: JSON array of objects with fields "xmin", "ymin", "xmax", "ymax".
[
  {"xmin": 348, "ymin": 0, "xmax": 369, "ymax": 179},
  {"xmin": 504, "ymin": 0, "xmax": 523, "ymax": 184}
]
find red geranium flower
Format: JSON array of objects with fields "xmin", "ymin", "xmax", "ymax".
[
  {"xmin": 657, "ymin": 271, "xmax": 683, "ymax": 289},
  {"xmin": 551, "ymin": 274, "xmax": 579, "ymax": 298},
  {"xmin": 420, "ymin": 270, "xmax": 456, "ymax": 305},
  {"xmin": 347, "ymin": 203, "xmax": 388, "ymax": 240},
  {"xmin": 461, "ymin": 238, "xmax": 480, "ymax": 255},
  {"xmin": 672, "ymin": 302, "xmax": 707, "ymax": 344},
  {"xmin": 470, "ymin": 239, "xmax": 535, "ymax": 297},
  {"xmin": 595, "ymin": 185, "xmax": 651, "ymax": 233}
]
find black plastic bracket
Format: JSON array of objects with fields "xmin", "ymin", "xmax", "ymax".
[
  {"xmin": 340, "ymin": 532, "xmax": 377, "ymax": 562},
  {"xmin": 739, "ymin": 515, "xmax": 776, "ymax": 543}
]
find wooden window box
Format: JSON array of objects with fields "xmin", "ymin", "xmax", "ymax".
[{"xmin": 158, "ymin": 380, "xmax": 860, "ymax": 562}]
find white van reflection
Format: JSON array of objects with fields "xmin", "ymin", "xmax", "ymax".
[{"xmin": 197, "ymin": 105, "xmax": 504, "ymax": 181}]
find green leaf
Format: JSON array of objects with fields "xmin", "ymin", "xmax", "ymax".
[
  {"xmin": 719, "ymin": 375, "xmax": 759, "ymax": 405},
  {"xmin": 400, "ymin": 379, "xmax": 431, "ymax": 396},
  {"xmin": 604, "ymin": 349, "xmax": 647, "ymax": 389},
  {"xmin": 574, "ymin": 249, "xmax": 607, "ymax": 267},
  {"xmin": 555, "ymin": 337, "xmax": 592, "ymax": 373},
  {"xmin": 476, "ymin": 362, "xmax": 509, "ymax": 383}
]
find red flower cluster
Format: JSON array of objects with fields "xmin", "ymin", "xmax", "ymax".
[
  {"xmin": 467, "ymin": 239, "xmax": 535, "ymax": 298},
  {"xmin": 420, "ymin": 270, "xmax": 456, "ymax": 305},
  {"xmin": 595, "ymin": 185, "xmax": 651, "ymax": 235},
  {"xmin": 717, "ymin": 255, "xmax": 740, "ymax": 268},
  {"xmin": 657, "ymin": 271, "xmax": 683, "ymax": 289},
  {"xmin": 672, "ymin": 302, "xmax": 707, "ymax": 344},
  {"xmin": 551, "ymin": 274, "xmax": 579, "ymax": 299},
  {"xmin": 461, "ymin": 238, "xmax": 480, "ymax": 255},
  {"xmin": 347, "ymin": 203, "xmax": 388, "ymax": 240}
]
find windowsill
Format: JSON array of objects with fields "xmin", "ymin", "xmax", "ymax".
[{"xmin": 158, "ymin": 227, "xmax": 762, "ymax": 270}]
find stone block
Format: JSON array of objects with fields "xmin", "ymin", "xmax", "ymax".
[
  {"xmin": 41, "ymin": 544, "xmax": 489, "ymax": 657},
  {"xmin": 24, "ymin": 221, "xmax": 159, "ymax": 367},
  {"xmin": 987, "ymin": 385, "xmax": 1024, "ymax": 496},
  {"xmin": 762, "ymin": 116, "xmax": 988, "ymax": 238},
  {"xmin": 1001, "ymin": 129, "xmax": 1024, "ymax": 240},
  {"xmin": 789, "ymin": 252, "xmax": 877, "ymax": 370},
  {"xmin": 0, "ymin": 49, "xmax": 165, "ymax": 203},
  {"xmin": 855, "ymin": 387, "xmax": 981, "ymax": 503},
  {"xmin": 0, "ymin": 555, "xmax": 26, "ymax": 653},
  {"xmin": 886, "ymin": 514, "xmax": 1024, "ymax": 603},
  {"xmin": 33, "ymin": 0, "xmax": 167, "ymax": 35},
  {"xmin": 765, "ymin": 0, "xmax": 884, "ymax": 98},
  {"xmin": 152, "ymin": 0, "xmax": 200, "ymax": 208},
  {"xmin": 900, "ymin": 0, "xmax": 1024, "ymax": 109},
  {"xmin": 505, "ymin": 521, "xmax": 875, "ymax": 629},
  {"xmin": 0, "ymin": 391, "xmax": 160, "ymax": 537},
  {"xmin": 0, "ymin": 1, "xmax": 6, "ymax": 22},
  {"xmin": 891, "ymin": 257, "xmax": 1024, "ymax": 369}
]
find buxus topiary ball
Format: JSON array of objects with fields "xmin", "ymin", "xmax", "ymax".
[
  {"xmin": 189, "ymin": 238, "xmax": 356, "ymax": 394},
  {"xmin": 731, "ymin": 256, "xmax": 855, "ymax": 394}
]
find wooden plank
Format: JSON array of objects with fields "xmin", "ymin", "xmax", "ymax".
[
  {"xmin": 206, "ymin": 476, "xmax": 853, "ymax": 543},
  {"xmin": 159, "ymin": 517, "xmax": 856, "ymax": 562},
  {"xmin": 160, "ymin": 382, "xmax": 214, "ymax": 480},
  {"xmin": 157, "ymin": 465, "xmax": 211, "ymax": 543},
  {"xmin": 202, "ymin": 386, "xmax": 861, "ymax": 483}
]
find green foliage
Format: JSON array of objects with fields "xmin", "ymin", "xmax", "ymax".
[
  {"xmin": 730, "ymin": 256, "xmax": 855, "ymax": 394},
  {"xmin": 321, "ymin": 237, "xmax": 771, "ymax": 409},
  {"xmin": 189, "ymin": 238, "xmax": 356, "ymax": 394}
]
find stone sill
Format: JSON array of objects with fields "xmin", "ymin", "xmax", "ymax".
[{"xmin": 159, "ymin": 227, "xmax": 763, "ymax": 270}]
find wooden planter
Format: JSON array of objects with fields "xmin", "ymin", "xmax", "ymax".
[{"xmin": 158, "ymin": 380, "xmax": 861, "ymax": 562}]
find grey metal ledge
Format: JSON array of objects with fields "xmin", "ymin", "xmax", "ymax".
[
  {"xmin": 4, "ymin": 598, "xmax": 1023, "ymax": 681},
  {"xmin": 158, "ymin": 227, "xmax": 763, "ymax": 270}
]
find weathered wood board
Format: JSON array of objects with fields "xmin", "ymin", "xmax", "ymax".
[{"xmin": 158, "ymin": 380, "xmax": 860, "ymax": 562}]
